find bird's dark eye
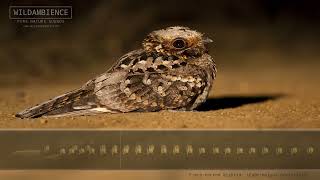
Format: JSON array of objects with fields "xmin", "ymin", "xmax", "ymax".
[{"xmin": 172, "ymin": 38, "xmax": 186, "ymax": 49}]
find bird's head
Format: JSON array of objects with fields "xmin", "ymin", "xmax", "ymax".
[{"xmin": 143, "ymin": 26, "xmax": 213, "ymax": 58}]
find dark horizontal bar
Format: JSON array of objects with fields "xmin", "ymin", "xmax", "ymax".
[{"xmin": 0, "ymin": 130, "xmax": 319, "ymax": 169}]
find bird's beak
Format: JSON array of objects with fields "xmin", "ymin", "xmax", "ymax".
[{"xmin": 203, "ymin": 37, "xmax": 213, "ymax": 44}]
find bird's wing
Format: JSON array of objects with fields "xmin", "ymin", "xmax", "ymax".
[
  {"xmin": 15, "ymin": 70, "xmax": 130, "ymax": 118},
  {"xmin": 16, "ymin": 50, "xmax": 208, "ymax": 118},
  {"xmin": 15, "ymin": 50, "xmax": 146, "ymax": 118},
  {"xmin": 94, "ymin": 49, "xmax": 209, "ymax": 112},
  {"xmin": 94, "ymin": 70, "xmax": 208, "ymax": 112}
]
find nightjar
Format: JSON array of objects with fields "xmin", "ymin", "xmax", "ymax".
[{"xmin": 16, "ymin": 26, "xmax": 217, "ymax": 118}]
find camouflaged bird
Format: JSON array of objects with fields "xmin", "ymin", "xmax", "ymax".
[{"xmin": 16, "ymin": 26, "xmax": 217, "ymax": 118}]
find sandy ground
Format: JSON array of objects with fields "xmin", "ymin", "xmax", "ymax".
[{"xmin": 1, "ymin": 54, "xmax": 319, "ymax": 129}]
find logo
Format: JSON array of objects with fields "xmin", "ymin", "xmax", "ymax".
[{"xmin": 9, "ymin": 6, "xmax": 72, "ymax": 28}]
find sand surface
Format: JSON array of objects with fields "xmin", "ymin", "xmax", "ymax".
[{"xmin": 1, "ymin": 54, "xmax": 319, "ymax": 129}]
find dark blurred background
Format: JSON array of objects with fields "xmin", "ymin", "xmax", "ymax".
[{"xmin": 1, "ymin": 0, "xmax": 320, "ymax": 85}]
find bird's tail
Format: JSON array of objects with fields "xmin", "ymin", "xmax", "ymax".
[{"xmin": 15, "ymin": 88, "xmax": 95, "ymax": 118}]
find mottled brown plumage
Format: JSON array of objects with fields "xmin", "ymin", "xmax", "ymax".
[{"xmin": 16, "ymin": 26, "xmax": 216, "ymax": 118}]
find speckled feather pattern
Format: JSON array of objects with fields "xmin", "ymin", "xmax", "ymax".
[{"xmin": 16, "ymin": 26, "xmax": 216, "ymax": 118}]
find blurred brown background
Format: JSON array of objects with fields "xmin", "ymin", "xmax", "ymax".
[{"xmin": 1, "ymin": 0, "xmax": 320, "ymax": 85}]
